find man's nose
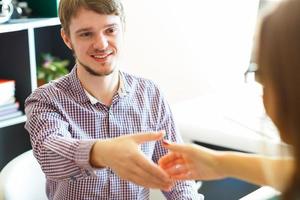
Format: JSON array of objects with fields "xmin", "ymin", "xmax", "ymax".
[{"xmin": 93, "ymin": 34, "xmax": 109, "ymax": 50}]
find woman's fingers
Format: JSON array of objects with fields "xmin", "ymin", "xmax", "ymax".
[{"xmin": 159, "ymin": 152, "xmax": 182, "ymax": 167}]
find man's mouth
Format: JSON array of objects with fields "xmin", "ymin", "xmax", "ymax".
[{"xmin": 91, "ymin": 51, "xmax": 113, "ymax": 61}]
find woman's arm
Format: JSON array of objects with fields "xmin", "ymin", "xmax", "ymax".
[{"xmin": 158, "ymin": 142, "xmax": 294, "ymax": 191}]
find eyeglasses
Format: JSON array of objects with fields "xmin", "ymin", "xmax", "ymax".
[
  {"xmin": 244, "ymin": 62, "xmax": 264, "ymax": 86},
  {"xmin": 244, "ymin": 62, "xmax": 258, "ymax": 83},
  {"xmin": 244, "ymin": 63, "xmax": 293, "ymax": 157}
]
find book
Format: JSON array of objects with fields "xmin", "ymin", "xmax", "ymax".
[
  {"xmin": 0, "ymin": 96, "xmax": 16, "ymax": 107},
  {"xmin": 0, "ymin": 79, "xmax": 15, "ymax": 85},
  {"xmin": 0, "ymin": 79, "xmax": 15, "ymax": 91},
  {"xmin": 0, "ymin": 110, "xmax": 23, "ymax": 121},
  {"xmin": 0, "ymin": 102, "xmax": 20, "ymax": 112},
  {"xmin": 0, "ymin": 79, "xmax": 16, "ymax": 106},
  {"xmin": 0, "ymin": 107, "xmax": 19, "ymax": 116}
]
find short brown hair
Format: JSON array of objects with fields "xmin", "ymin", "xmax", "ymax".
[{"xmin": 59, "ymin": 0, "xmax": 125, "ymax": 35}]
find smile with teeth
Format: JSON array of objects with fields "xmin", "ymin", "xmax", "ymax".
[
  {"xmin": 94, "ymin": 54, "xmax": 109, "ymax": 59},
  {"xmin": 92, "ymin": 51, "xmax": 113, "ymax": 60}
]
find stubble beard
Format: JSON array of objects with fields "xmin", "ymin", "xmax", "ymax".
[
  {"xmin": 77, "ymin": 58, "xmax": 115, "ymax": 77},
  {"xmin": 72, "ymin": 49, "xmax": 116, "ymax": 77}
]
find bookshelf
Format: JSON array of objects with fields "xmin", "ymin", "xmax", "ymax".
[{"xmin": 0, "ymin": 18, "xmax": 73, "ymax": 170}]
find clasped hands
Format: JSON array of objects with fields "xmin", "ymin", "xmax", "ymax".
[
  {"xmin": 90, "ymin": 131, "xmax": 173, "ymax": 191},
  {"xmin": 90, "ymin": 130, "xmax": 222, "ymax": 190}
]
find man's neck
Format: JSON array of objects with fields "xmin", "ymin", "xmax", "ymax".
[{"xmin": 77, "ymin": 67, "xmax": 120, "ymax": 106}]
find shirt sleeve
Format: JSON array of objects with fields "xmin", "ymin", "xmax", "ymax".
[
  {"xmin": 151, "ymin": 89, "xmax": 204, "ymax": 200},
  {"xmin": 24, "ymin": 89, "xmax": 97, "ymax": 181}
]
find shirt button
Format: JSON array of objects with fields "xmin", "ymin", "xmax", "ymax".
[{"xmin": 85, "ymin": 170, "xmax": 91, "ymax": 176}]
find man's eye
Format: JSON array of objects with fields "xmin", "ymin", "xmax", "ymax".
[
  {"xmin": 80, "ymin": 32, "xmax": 92, "ymax": 37},
  {"xmin": 106, "ymin": 27, "xmax": 118, "ymax": 35}
]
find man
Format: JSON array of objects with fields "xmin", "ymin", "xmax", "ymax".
[{"xmin": 25, "ymin": 0, "xmax": 203, "ymax": 199}]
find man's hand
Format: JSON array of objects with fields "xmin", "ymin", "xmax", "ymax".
[{"xmin": 90, "ymin": 131, "xmax": 173, "ymax": 190}]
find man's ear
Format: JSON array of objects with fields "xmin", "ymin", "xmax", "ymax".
[{"xmin": 61, "ymin": 28, "xmax": 72, "ymax": 50}]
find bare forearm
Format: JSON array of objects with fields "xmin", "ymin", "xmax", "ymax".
[
  {"xmin": 219, "ymin": 152, "xmax": 268, "ymax": 185},
  {"xmin": 219, "ymin": 152, "xmax": 294, "ymax": 191}
]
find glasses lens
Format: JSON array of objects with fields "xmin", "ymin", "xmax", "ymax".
[{"xmin": 244, "ymin": 63, "xmax": 258, "ymax": 83}]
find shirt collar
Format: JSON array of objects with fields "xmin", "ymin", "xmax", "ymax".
[
  {"xmin": 84, "ymin": 71, "xmax": 129, "ymax": 105},
  {"xmin": 118, "ymin": 71, "xmax": 129, "ymax": 98},
  {"xmin": 84, "ymin": 90, "xmax": 99, "ymax": 105}
]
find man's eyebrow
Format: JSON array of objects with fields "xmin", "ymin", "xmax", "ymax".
[
  {"xmin": 75, "ymin": 27, "xmax": 93, "ymax": 34},
  {"xmin": 75, "ymin": 23, "xmax": 120, "ymax": 34},
  {"xmin": 104, "ymin": 23, "xmax": 120, "ymax": 28}
]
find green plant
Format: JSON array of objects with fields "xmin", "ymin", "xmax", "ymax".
[{"xmin": 37, "ymin": 53, "xmax": 70, "ymax": 84}]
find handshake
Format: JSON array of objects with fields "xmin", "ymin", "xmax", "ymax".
[
  {"xmin": 90, "ymin": 130, "xmax": 222, "ymax": 191},
  {"xmin": 89, "ymin": 131, "xmax": 187, "ymax": 191}
]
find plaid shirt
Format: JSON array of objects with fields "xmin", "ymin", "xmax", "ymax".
[{"xmin": 25, "ymin": 66, "xmax": 203, "ymax": 200}]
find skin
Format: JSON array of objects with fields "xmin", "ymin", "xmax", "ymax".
[
  {"xmin": 91, "ymin": 132, "xmax": 173, "ymax": 191},
  {"xmin": 61, "ymin": 7, "xmax": 122, "ymax": 106},
  {"xmin": 158, "ymin": 33, "xmax": 295, "ymax": 190},
  {"xmin": 159, "ymin": 142, "xmax": 294, "ymax": 191},
  {"xmin": 61, "ymin": 7, "xmax": 173, "ymax": 190},
  {"xmin": 161, "ymin": 0, "xmax": 300, "ymax": 197},
  {"xmin": 158, "ymin": 81, "xmax": 295, "ymax": 191}
]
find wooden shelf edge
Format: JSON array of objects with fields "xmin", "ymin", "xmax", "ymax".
[
  {"xmin": 0, "ymin": 115, "xmax": 27, "ymax": 128},
  {"xmin": 0, "ymin": 18, "xmax": 60, "ymax": 34}
]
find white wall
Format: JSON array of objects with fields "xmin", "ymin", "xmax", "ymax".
[{"xmin": 120, "ymin": 0, "xmax": 260, "ymax": 103}]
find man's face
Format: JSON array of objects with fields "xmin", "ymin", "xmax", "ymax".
[{"xmin": 61, "ymin": 7, "xmax": 123, "ymax": 76}]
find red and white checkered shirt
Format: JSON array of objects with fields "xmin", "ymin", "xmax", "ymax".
[{"xmin": 25, "ymin": 66, "xmax": 204, "ymax": 200}]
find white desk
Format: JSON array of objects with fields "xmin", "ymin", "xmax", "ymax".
[{"xmin": 172, "ymin": 85, "xmax": 282, "ymax": 154}]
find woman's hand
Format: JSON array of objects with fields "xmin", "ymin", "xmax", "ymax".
[{"xmin": 158, "ymin": 141, "xmax": 226, "ymax": 181}]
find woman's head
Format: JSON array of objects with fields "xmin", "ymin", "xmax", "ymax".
[
  {"xmin": 256, "ymin": 0, "xmax": 300, "ymax": 198},
  {"xmin": 257, "ymin": 0, "xmax": 300, "ymax": 145}
]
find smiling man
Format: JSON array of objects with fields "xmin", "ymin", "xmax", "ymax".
[{"xmin": 24, "ymin": 0, "xmax": 203, "ymax": 199}]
